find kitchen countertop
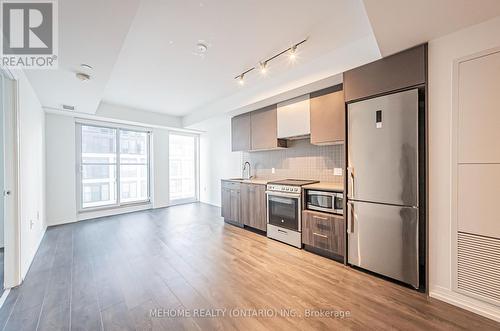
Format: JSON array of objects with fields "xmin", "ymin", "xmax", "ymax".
[
  {"xmin": 222, "ymin": 178, "xmax": 272, "ymax": 185},
  {"xmin": 302, "ymin": 182, "xmax": 344, "ymax": 192}
]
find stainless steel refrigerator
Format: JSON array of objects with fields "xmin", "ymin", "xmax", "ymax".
[{"xmin": 347, "ymin": 88, "xmax": 420, "ymax": 289}]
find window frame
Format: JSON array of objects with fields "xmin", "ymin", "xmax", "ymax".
[
  {"xmin": 168, "ymin": 131, "xmax": 199, "ymax": 205},
  {"xmin": 76, "ymin": 120, "xmax": 152, "ymax": 212}
]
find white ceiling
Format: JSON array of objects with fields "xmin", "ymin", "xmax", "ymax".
[
  {"xmin": 363, "ymin": 0, "xmax": 500, "ymax": 56},
  {"xmin": 23, "ymin": 0, "xmax": 500, "ymax": 125},
  {"xmin": 25, "ymin": 0, "xmax": 140, "ymax": 114},
  {"xmin": 103, "ymin": 0, "xmax": 374, "ymax": 116}
]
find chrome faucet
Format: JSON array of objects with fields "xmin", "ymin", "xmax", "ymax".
[{"xmin": 243, "ymin": 161, "xmax": 252, "ymax": 180}]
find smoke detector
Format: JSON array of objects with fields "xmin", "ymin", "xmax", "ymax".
[
  {"xmin": 196, "ymin": 42, "xmax": 208, "ymax": 53},
  {"xmin": 76, "ymin": 63, "xmax": 93, "ymax": 81},
  {"xmin": 192, "ymin": 40, "xmax": 210, "ymax": 58},
  {"xmin": 76, "ymin": 72, "xmax": 91, "ymax": 81}
]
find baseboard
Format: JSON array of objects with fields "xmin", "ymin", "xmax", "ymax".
[
  {"xmin": 77, "ymin": 203, "xmax": 152, "ymax": 221},
  {"xmin": 21, "ymin": 225, "xmax": 47, "ymax": 281},
  {"xmin": 199, "ymin": 200, "xmax": 221, "ymax": 208},
  {"xmin": 430, "ymin": 285, "xmax": 500, "ymax": 322},
  {"xmin": 0, "ymin": 289, "xmax": 11, "ymax": 310}
]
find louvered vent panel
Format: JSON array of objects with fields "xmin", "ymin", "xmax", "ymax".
[{"xmin": 457, "ymin": 232, "xmax": 500, "ymax": 303}]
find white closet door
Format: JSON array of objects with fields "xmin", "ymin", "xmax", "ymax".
[
  {"xmin": 458, "ymin": 50, "xmax": 500, "ymax": 163},
  {"xmin": 455, "ymin": 49, "xmax": 500, "ymax": 306}
]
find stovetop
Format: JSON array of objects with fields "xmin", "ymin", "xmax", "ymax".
[{"xmin": 268, "ymin": 179, "xmax": 319, "ymax": 186}]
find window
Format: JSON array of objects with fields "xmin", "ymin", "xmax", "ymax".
[
  {"xmin": 169, "ymin": 133, "xmax": 198, "ymax": 203},
  {"xmin": 77, "ymin": 123, "xmax": 150, "ymax": 210}
]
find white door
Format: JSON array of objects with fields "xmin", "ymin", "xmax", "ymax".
[{"xmin": 1, "ymin": 70, "xmax": 21, "ymax": 289}]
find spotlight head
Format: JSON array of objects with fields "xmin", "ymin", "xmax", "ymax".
[{"xmin": 259, "ymin": 61, "xmax": 268, "ymax": 74}]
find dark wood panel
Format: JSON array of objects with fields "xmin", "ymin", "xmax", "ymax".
[
  {"xmin": 302, "ymin": 210, "xmax": 344, "ymax": 256},
  {"xmin": 252, "ymin": 184, "xmax": 267, "ymax": 231},
  {"xmin": 240, "ymin": 183, "xmax": 251, "ymax": 226},
  {"xmin": 240, "ymin": 183, "xmax": 266, "ymax": 231},
  {"xmin": 231, "ymin": 113, "xmax": 251, "ymax": 152},
  {"xmin": 221, "ymin": 187, "xmax": 231, "ymax": 219},
  {"xmin": 251, "ymin": 105, "xmax": 287, "ymax": 150},
  {"xmin": 229, "ymin": 188, "xmax": 241, "ymax": 224},
  {"xmin": 344, "ymin": 44, "xmax": 427, "ymax": 102},
  {"xmin": 310, "ymin": 85, "xmax": 345, "ymax": 145}
]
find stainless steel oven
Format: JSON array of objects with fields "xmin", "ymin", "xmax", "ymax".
[
  {"xmin": 267, "ymin": 191, "xmax": 301, "ymax": 231},
  {"xmin": 266, "ymin": 179, "xmax": 319, "ymax": 248},
  {"xmin": 266, "ymin": 190, "xmax": 302, "ymax": 248},
  {"xmin": 306, "ymin": 190, "xmax": 343, "ymax": 215}
]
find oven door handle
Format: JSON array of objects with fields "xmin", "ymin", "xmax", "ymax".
[{"xmin": 265, "ymin": 191, "xmax": 301, "ymax": 199}]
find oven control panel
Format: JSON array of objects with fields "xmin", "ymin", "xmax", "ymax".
[{"xmin": 267, "ymin": 184, "xmax": 301, "ymax": 193}]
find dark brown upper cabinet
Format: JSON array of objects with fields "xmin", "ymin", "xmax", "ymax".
[
  {"xmin": 231, "ymin": 113, "xmax": 251, "ymax": 152},
  {"xmin": 310, "ymin": 85, "xmax": 345, "ymax": 145},
  {"xmin": 251, "ymin": 105, "xmax": 283, "ymax": 150},
  {"xmin": 230, "ymin": 105, "xmax": 287, "ymax": 152},
  {"xmin": 344, "ymin": 44, "xmax": 427, "ymax": 103}
]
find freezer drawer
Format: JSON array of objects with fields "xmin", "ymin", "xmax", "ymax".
[
  {"xmin": 347, "ymin": 89, "xmax": 419, "ymax": 206},
  {"xmin": 347, "ymin": 201, "xmax": 419, "ymax": 288}
]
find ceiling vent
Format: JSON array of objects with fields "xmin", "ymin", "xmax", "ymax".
[{"xmin": 62, "ymin": 104, "xmax": 75, "ymax": 111}]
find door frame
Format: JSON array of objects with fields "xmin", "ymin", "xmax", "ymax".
[{"xmin": 1, "ymin": 66, "xmax": 22, "ymax": 289}]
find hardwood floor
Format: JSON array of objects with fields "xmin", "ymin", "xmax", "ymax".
[{"xmin": 0, "ymin": 202, "xmax": 498, "ymax": 330}]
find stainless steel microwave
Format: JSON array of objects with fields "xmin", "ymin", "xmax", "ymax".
[{"xmin": 306, "ymin": 190, "xmax": 343, "ymax": 215}]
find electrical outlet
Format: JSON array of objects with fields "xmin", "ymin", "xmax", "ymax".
[
  {"xmin": 30, "ymin": 220, "xmax": 35, "ymax": 230},
  {"xmin": 334, "ymin": 168, "xmax": 343, "ymax": 176},
  {"xmin": 272, "ymin": 168, "xmax": 275, "ymax": 174}
]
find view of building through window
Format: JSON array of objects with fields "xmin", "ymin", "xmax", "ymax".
[
  {"xmin": 169, "ymin": 133, "xmax": 197, "ymax": 202},
  {"xmin": 79, "ymin": 124, "xmax": 149, "ymax": 209}
]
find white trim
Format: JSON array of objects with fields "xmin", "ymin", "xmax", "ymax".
[
  {"xmin": 44, "ymin": 106, "xmax": 202, "ymax": 134},
  {"xmin": 430, "ymin": 286, "xmax": 500, "ymax": 323},
  {"xmin": 77, "ymin": 203, "xmax": 152, "ymax": 221},
  {"xmin": 1, "ymin": 70, "xmax": 22, "ymax": 289},
  {"xmin": 75, "ymin": 117, "xmax": 152, "ymax": 133},
  {"xmin": 0, "ymin": 289, "xmax": 11, "ymax": 310}
]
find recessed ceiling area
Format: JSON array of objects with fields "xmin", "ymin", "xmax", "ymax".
[
  {"xmin": 102, "ymin": 0, "xmax": 376, "ymax": 117},
  {"xmin": 22, "ymin": 0, "xmax": 500, "ymax": 125},
  {"xmin": 24, "ymin": 0, "xmax": 141, "ymax": 114}
]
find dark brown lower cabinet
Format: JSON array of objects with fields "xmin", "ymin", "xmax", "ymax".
[
  {"xmin": 302, "ymin": 210, "xmax": 344, "ymax": 258},
  {"xmin": 221, "ymin": 181, "xmax": 242, "ymax": 226},
  {"xmin": 240, "ymin": 183, "xmax": 267, "ymax": 231}
]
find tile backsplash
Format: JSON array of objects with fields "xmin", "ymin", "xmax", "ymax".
[{"xmin": 242, "ymin": 139, "xmax": 344, "ymax": 183}]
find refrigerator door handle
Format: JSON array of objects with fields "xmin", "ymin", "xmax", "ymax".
[
  {"xmin": 347, "ymin": 167, "xmax": 354, "ymax": 198},
  {"xmin": 347, "ymin": 201, "xmax": 354, "ymax": 233}
]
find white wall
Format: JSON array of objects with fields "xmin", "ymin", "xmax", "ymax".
[
  {"xmin": 97, "ymin": 102, "xmax": 182, "ymax": 128},
  {"xmin": 45, "ymin": 112, "xmax": 177, "ymax": 225},
  {"xmin": 152, "ymin": 128, "xmax": 170, "ymax": 208},
  {"xmin": 198, "ymin": 115, "xmax": 241, "ymax": 207},
  {"xmin": 428, "ymin": 15, "xmax": 500, "ymax": 321},
  {"xmin": 45, "ymin": 114, "xmax": 77, "ymax": 225},
  {"xmin": 17, "ymin": 73, "xmax": 46, "ymax": 278}
]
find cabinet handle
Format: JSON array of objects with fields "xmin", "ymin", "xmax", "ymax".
[
  {"xmin": 313, "ymin": 232, "xmax": 328, "ymax": 239},
  {"xmin": 312, "ymin": 216, "xmax": 328, "ymax": 221}
]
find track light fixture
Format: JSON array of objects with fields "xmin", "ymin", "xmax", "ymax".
[
  {"xmin": 237, "ymin": 74, "xmax": 245, "ymax": 85},
  {"xmin": 289, "ymin": 45, "xmax": 297, "ymax": 61},
  {"xmin": 234, "ymin": 38, "xmax": 307, "ymax": 85},
  {"xmin": 259, "ymin": 61, "xmax": 268, "ymax": 74}
]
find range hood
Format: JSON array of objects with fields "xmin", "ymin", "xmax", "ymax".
[{"xmin": 277, "ymin": 94, "xmax": 310, "ymax": 139}]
